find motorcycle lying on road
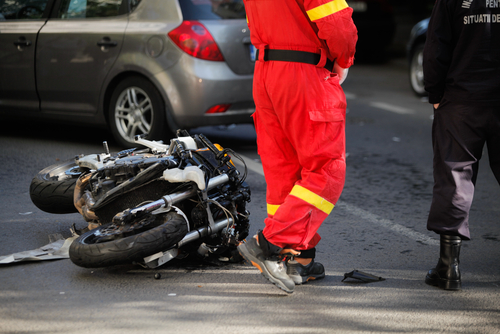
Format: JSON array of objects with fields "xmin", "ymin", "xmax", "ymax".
[{"xmin": 29, "ymin": 130, "xmax": 251, "ymax": 269}]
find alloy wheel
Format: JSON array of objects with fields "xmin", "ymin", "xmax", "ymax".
[{"xmin": 114, "ymin": 86, "xmax": 153, "ymax": 143}]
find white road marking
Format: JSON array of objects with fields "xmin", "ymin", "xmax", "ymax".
[
  {"xmin": 233, "ymin": 155, "xmax": 264, "ymax": 176},
  {"xmin": 344, "ymin": 92, "xmax": 357, "ymax": 99},
  {"xmin": 335, "ymin": 201, "xmax": 439, "ymax": 246},
  {"xmin": 234, "ymin": 154, "xmax": 438, "ymax": 246},
  {"xmin": 370, "ymin": 102, "xmax": 414, "ymax": 115}
]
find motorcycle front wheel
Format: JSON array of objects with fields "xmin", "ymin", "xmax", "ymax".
[
  {"xmin": 29, "ymin": 158, "xmax": 84, "ymax": 214},
  {"xmin": 69, "ymin": 211, "xmax": 188, "ymax": 268}
]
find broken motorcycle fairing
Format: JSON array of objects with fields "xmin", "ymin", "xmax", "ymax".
[{"xmin": 29, "ymin": 130, "xmax": 250, "ymax": 268}]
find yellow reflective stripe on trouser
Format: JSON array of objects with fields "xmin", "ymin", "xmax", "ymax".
[
  {"xmin": 290, "ymin": 185, "xmax": 334, "ymax": 215},
  {"xmin": 267, "ymin": 203, "xmax": 280, "ymax": 216},
  {"xmin": 307, "ymin": 0, "xmax": 349, "ymax": 21}
]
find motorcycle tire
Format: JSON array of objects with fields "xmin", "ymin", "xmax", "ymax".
[
  {"xmin": 69, "ymin": 211, "xmax": 188, "ymax": 268},
  {"xmin": 29, "ymin": 159, "xmax": 83, "ymax": 214}
]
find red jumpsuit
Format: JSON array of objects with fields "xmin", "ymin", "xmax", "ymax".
[{"xmin": 244, "ymin": 0, "xmax": 357, "ymax": 251}]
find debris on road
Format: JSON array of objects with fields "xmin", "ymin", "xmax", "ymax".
[
  {"xmin": 342, "ymin": 270, "xmax": 386, "ymax": 283},
  {"xmin": 0, "ymin": 233, "xmax": 77, "ymax": 264}
]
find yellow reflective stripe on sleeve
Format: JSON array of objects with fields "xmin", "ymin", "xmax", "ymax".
[
  {"xmin": 307, "ymin": 0, "xmax": 349, "ymax": 21},
  {"xmin": 290, "ymin": 185, "xmax": 334, "ymax": 215},
  {"xmin": 267, "ymin": 203, "xmax": 280, "ymax": 216}
]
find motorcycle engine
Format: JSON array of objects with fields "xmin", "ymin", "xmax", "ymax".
[
  {"xmin": 89, "ymin": 153, "xmax": 177, "ymax": 223},
  {"xmin": 100, "ymin": 154, "xmax": 156, "ymax": 185}
]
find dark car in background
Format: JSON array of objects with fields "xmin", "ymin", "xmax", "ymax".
[
  {"xmin": 350, "ymin": 0, "xmax": 396, "ymax": 60},
  {"xmin": 407, "ymin": 18, "xmax": 429, "ymax": 96},
  {"xmin": 0, "ymin": 0, "xmax": 254, "ymax": 147}
]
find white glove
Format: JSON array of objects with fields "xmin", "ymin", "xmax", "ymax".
[{"xmin": 334, "ymin": 61, "xmax": 349, "ymax": 85}]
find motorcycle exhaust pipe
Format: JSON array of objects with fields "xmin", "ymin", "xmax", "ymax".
[
  {"xmin": 74, "ymin": 174, "xmax": 99, "ymax": 222},
  {"xmin": 130, "ymin": 173, "xmax": 230, "ymax": 215},
  {"xmin": 178, "ymin": 216, "xmax": 234, "ymax": 247},
  {"xmin": 143, "ymin": 216, "xmax": 234, "ymax": 268}
]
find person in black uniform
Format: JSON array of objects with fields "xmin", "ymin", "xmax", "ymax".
[{"xmin": 423, "ymin": 0, "xmax": 500, "ymax": 290}]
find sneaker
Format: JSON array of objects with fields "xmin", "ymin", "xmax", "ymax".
[
  {"xmin": 287, "ymin": 259, "xmax": 325, "ymax": 285},
  {"xmin": 237, "ymin": 236, "xmax": 295, "ymax": 293}
]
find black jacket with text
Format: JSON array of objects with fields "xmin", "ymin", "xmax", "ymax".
[{"xmin": 423, "ymin": 0, "xmax": 500, "ymax": 105}]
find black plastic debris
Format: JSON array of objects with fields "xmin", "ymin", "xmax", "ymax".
[{"xmin": 342, "ymin": 270, "xmax": 385, "ymax": 283}]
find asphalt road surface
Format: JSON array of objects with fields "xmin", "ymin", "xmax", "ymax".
[{"xmin": 0, "ymin": 58, "xmax": 499, "ymax": 333}]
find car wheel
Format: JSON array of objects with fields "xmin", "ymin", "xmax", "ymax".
[
  {"xmin": 409, "ymin": 43, "xmax": 427, "ymax": 97},
  {"xmin": 109, "ymin": 76, "xmax": 168, "ymax": 148}
]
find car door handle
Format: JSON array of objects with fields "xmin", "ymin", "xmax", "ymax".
[
  {"xmin": 97, "ymin": 38, "xmax": 118, "ymax": 47},
  {"xmin": 13, "ymin": 39, "xmax": 32, "ymax": 47}
]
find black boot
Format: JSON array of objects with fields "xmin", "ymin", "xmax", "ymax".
[{"xmin": 425, "ymin": 234, "xmax": 462, "ymax": 290}]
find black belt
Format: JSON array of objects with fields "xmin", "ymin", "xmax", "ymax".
[{"xmin": 255, "ymin": 49, "xmax": 334, "ymax": 72}]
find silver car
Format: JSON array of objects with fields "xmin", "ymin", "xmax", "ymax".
[{"xmin": 0, "ymin": 0, "xmax": 255, "ymax": 147}]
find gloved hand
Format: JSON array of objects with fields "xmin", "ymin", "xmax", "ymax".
[{"xmin": 334, "ymin": 61, "xmax": 349, "ymax": 85}]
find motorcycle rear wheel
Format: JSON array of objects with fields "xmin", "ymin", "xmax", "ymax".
[
  {"xmin": 29, "ymin": 159, "xmax": 84, "ymax": 214},
  {"xmin": 69, "ymin": 211, "xmax": 188, "ymax": 268}
]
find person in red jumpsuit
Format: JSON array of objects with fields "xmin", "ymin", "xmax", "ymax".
[{"xmin": 237, "ymin": 0, "xmax": 357, "ymax": 293}]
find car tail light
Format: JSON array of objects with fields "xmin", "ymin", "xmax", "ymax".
[
  {"xmin": 205, "ymin": 104, "xmax": 231, "ymax": 114},
  {"xmin": 168, "ymin": 21, "xmax": 224, "ymax": 61}
]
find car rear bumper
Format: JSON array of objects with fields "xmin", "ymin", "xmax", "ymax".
[{"xmin": 154, "ymin": 55, "xmax": 255, "ymax": 129}]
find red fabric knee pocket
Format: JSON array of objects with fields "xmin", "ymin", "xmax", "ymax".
[{"xmin": 307, "ymin": 108, "xmax": 345, "ymax": 158}]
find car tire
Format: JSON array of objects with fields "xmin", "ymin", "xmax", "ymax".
[
  {"xmin": 109, "ymin": 76, "xmax": 169, "ymax": 148},
  {"xmin": 409, "ymin": 43, "xmax": 427, "ymax": 97}
]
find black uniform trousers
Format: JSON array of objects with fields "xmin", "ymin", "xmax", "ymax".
[{"xmin": 427, "ymin": 98, "xmax": 500, "ymax": 240}]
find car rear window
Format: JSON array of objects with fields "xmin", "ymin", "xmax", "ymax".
[{"xmin": 179, "ymin": 0, "xmax": 245, "ymax": 20}]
